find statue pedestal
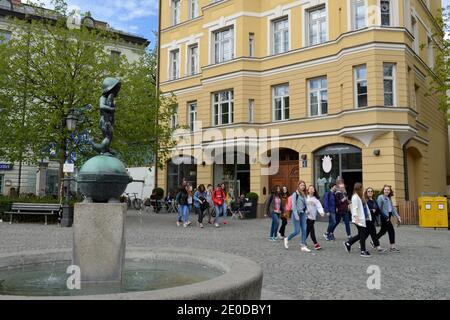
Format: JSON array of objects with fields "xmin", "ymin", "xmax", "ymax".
[{"xmin": 72, "ymin": 203, "xmax": 127, "ymax": 283}]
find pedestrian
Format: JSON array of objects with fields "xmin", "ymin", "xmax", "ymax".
[
  {"xmin": 365, "ymin": 187, "xmax": 387, "ymax": 253},
  {"xmin": 323, "ymin": 183, "xmax": 337, "ymax": 241},
  {"xmin": 176, "ymin": 184, "xmax": 191, "ymax": 228},
  {"xmin": 187, "ymin": 184, "xmax": 194, "ymax": 213},
  {"xmin": 375, "ymin": 185, "xmax": 402, "ymax": 252},
  {"xmin": 221, "ymin": 183, "xmax": 229, "ymax": 225},
  {"xmin": 265, "ymin": 185, "xmax": 284, "ymax": 242},
  {"xmin": 329, "ymin": 179, "xmax": 352, "ymax": 241},
  {"xmin": 343, "ymin": 183, "xmax": 372, "ymax": 257},
  {"xmin": 212, "ymin": 184, "xmax": 226, "ymax": 228},
  {"xmin": 284, "ymin": 181, "xmax": 310, "ymax": 252},
  {"xmin": 194, "ymin": 184, "xmax": 208, "ymax": 228},
  {"xmin": 278, "ymin": 186, "xmax": 290, "ymax": 239},
  {"xmin": 205, "ymin": 184, "xmax": 214, "ymax": 224},
  {"xmin": 235, "ymin": 193, "xmax": 247, "ymax": 219},
  {"xmin": 305, "ymin": 185, "xmax": 325, "ymax": 250}
]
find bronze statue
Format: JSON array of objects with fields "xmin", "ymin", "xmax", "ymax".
[{"xmin": 91, "ymin": 77, "xmax": 121, "ymax": 155}]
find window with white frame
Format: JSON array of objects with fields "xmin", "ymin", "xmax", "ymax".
[
  {"xmin": 213, "ymin": 90, "xmax": 234, "ymax": 125},
  {"xmin": 172, "ymin": 0, "xmax": 181, "ymax": 26},
  {"xmin": 308, "ymin": 5, "xmax": 327, "ymax": 46},
  {"xmin": 248, "ymin": 99, "xmax": 254, "ymax": 123},
  {"xmin": 169, "ymin": 49, "xmax": 180, "ymax": 80},
  {"xmin": 380, "ymin": 0, "xmax": 391, "ymax": 26},
  {"xmin": 383, "ymin": 63, "xmax": 395, "ymax": 107},
  {"xmin": 0, "ymin": 30, "xmax": 11, "ymax": 44},
  {"xmin": 188, "ymin": 102, "xmax": 197, "ymax": 132},
  {"xmin": 351, "ymin": 0, "xmax": 367, "ymax": 30},
  {"xmin": 273, "ymin": 84, "xmax": 289, "ymax": 121},
  {"xmin": 213, "ymin": 27, "xmax": 234, "ymax": 64},
  {"xmin": 249, "ymin": 33, "xmax": 255, "ymax": 57},
  {"xmin": 309, "ymin": 77, "xmax": 328, "ymax": 116},
  {"xmin": 354, "ymin": 65, "xmax": 368, "ymax": 108},
  {"xmin": 171, "ymin": 105, "xmax": 179, "ymax": 128},
  {"xmin": 272, "ymin": 17, "xmax": 289, "ymax": 55},
  {"xmin": 188, "ymin": 44, "xmax": 199, "ymax": 75},
  {"xmin": 189, "ymin": 0, "xmax": 199, "ymax": 19},
  {"xmin": 427, "ymin": 36, "xmax": 434, "ymax": 69}
]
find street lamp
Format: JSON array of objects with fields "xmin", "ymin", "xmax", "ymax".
[{"xmin": 61, "ymin": 109, "xmax": 78, "ymax": 227}]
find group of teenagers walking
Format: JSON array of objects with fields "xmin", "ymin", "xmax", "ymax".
[
  {"xmin": 265, "ymin": 179, "xmax": 402, "ymax": 257},
  {"xmin": 175, "ymin": 181, "xmax": 247, "ymax": 229}
]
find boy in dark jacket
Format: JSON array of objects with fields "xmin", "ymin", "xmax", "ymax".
[
  {"xmin": 323, "ymin": 183, "xmax": 337, "ymax": 241},
  {"xmin": 328, "ymin": 180, "xmax": 352, "ymax": 240}
]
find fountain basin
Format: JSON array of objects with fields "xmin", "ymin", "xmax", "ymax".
[{"xmin": 0, "ymin": 247, "xmax": 263, "ymax": 300}]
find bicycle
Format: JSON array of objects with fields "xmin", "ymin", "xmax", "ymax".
[{"xmin": 124, "ymin": 192, "xmax": 143, "ymax": 210}]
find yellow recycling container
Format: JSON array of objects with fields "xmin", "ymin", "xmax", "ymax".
[{"xmin": 418, "ymin": 196, "xmax": 448, "ymax": 228}]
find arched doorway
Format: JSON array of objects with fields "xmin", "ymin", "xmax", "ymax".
[
  {"xmin": 406, "ymin": 147, "xmax": 423, "ymax": 201},
  {"xmin": 314, "ymin": 144, "xmax": 362, "ymax": 199},
  {"xmin": 269, "ymin": 148, "xmax": 299, "ymax": 194},
  {"xmin": 166, "ymin": 155, "xmax": 197, "ymax": 194},
  {"xmin": 213, "ymin": 151, "xmax": 250, "ymax": 198}
]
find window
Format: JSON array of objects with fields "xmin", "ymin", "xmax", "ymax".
[
  {"xmin": 354, "ymin": 65, "xmax": 368, "ymax": 108},
  {"xmin": 110, "ymin": 50, "xmax": 121, "ymax": 64},
  {"xmin": 213, "ymin": 91, "xmax": 234, "ymax": 125},
  {"xmin": 188, "ymin": 102, "xmax": 197, "ymax": 132},
  {"xmin": 248, "ymin": 99, "xmax": 254, "ymax": 123},
  {"xmin": 309, "ymin": 77, "xmax": 328, "ymax": 116},
  {"xmin": 383, "ymin": 63, "xmax": 395, "ymax": 107},
  {"xmin": 272, "ymin": 17, "xmax": 289, "ymax": 55},
  {"xmin": 411, "ymin": 16, "xmax": 419, "ymax": 53},
  {"xmin": 171, "ymin": 105, "xmax": 179, "ymax": 128},
  {"xmin": 273, "ymin": 84, "xmax": 289, "ymax": 121},
  {"xmin": 213, "ymin": 27, "xmax": 234, "ymax": 64},
  {"xmin": 188, "ymin": 44, "xmax": 199, "ymax": 75},
  {"xmin": 169, "ymin": 49, "xmax": 180, "ymax": 80},
  {"xmin": 427, "ymin": 36, "xmax": 434, "ymax": 69},
  {"xmin": 0, "ymin": 30, "xmax": 11, "ymax": 44},
  {"xmin": 308, "ymin": 5, "xmax": 327, "ymax": 45},
  {"xmin": 351, "ymin": 0, "xmax": 367, "ymax": 30},
  {"xmin": 172, "ymin": 0, "xmax": 181, "ymax": 25},
  {"xmin": 249, "ymin": 33, "xmax": 255, "ymax": 57},
  {"xmin": 380, "ymin": 0, "xmax": 391, "ymax": 26},
  {"xmin": 189, "ymin": 0, "xmax": 199, "ymax": 19}
]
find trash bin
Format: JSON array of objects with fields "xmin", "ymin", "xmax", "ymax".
[{"xmin": 418, "ymin": 195, "xmax": 449, "ymax": 229}]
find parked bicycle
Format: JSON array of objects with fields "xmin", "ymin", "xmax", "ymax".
[{"xmin": 123, "ymin": 192, "xmax": 143, "ymax": 210}]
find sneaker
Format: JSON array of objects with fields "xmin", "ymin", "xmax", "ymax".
[
  {"xmin": 314, "ymin": 243, "xmax": 322, "ymax": 250},
  {"xmin": 323, "ymin": 233, "xmax": 330, "ymax": 241},
  {"xmin": 278, "ymin": 233, "xmax": 284, "ymax": 240},
  {"xmin": 360, "ymin": 251, "xmax": 372, "ymax": 258},
  {"xmin": 187, "ymin": 221, "xmax": 192, "ymax": 227},
  {"xmin": 376, "ymin": 247, "xmax": 387, "ymax": 253},
  {"xmin": 390, "ymin": 247, "xmax": 400, "ymax": 253},
  {"xmin": 176, "ymin": 222, "xmax": 180, "ymax": 227},
  {"xmin": 214, "ymin": 223, "xmax": 220, "ymax": 228},
  {"xmin": 301, "ymin": 246, "xmax": 311, "ymax": 253},
  {"xmin": 183, "ymin": 223, "xmax": 188, "ymax": 228},
  {"xmin": 223, "ymin": 220, "xmax": 228, "ymax": 225},
  {"xmin": 284, "ymin": 238, "xmax": 289, "ymax": 250},
  {"xmin": 199, "ymin": 223, "xmax": 204, "ymax": 229},
  {"xmin": 343, "ymin": 242, "xmax": 351, "ymax": 253},
  {"xmin": 330, "ymin": 234, "xmax": 336, "ymax": 241}
]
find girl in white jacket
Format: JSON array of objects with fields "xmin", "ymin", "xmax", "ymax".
[
  {"xmin": 343, "ymin": 183, "xmax": 372, "ymax": 258},
  {"xmin": 306, "ymin": 185, "xmax": 325, "ymax": 250}
]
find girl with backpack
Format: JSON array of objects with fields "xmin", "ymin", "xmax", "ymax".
[
  {"xmin": 176, "ymin": 184, "xmax": 191, "ymax": 228},
  {"xmin": 265, "ymin": 185, "xmax": 284, "ymax": 242},
  {"xmin": 305, "ymin": 185, "xmax": 325, "ymax": 250},
  {"xmin": 278, "ymin": 186, "xmax": 290, "ymax": 239},
  {"xmin": 194, "ymin": 184, "xmax": 208, "ymax": 228},
  {"xmin": 212, "ymin": 184, "xmax": 226, "ymax": 228},
  {"xmin": 375, "ymin": 185, "xmax": 402, "ymax": 252},
  {"xmin": 284, "ymin": 181, "xmax": 310, "ymax": 252}
]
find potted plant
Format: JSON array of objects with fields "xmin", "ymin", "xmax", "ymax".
[{"xmin": 245, "ymin": 192, "xmax": 259, "ymax": 219}]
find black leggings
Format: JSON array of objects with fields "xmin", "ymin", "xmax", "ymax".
[
  {"xmin": 279, "ymin": 216, "xmax": 288, "ymax": 237},
  {"xmin": 376, "ymin": 214, "xmax": 395, "ymax": 244},
  {"xmin": 306, "ymin": 219, "xmax": 317, "ymax": 245},
  {"xmin": 348, "ymin": 225, "xmax": 368, "ymax": 252},
  {"xmin": 366, "ymin": 220, "xmax": 380, "ymax": 247},
  {"xmin": 195, "ymin": 207, "xmax": 207, "ymax": 224}
]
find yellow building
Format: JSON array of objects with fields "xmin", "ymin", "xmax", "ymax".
[{"xmin": 157, "ymin": 0, "xmax": 449, "ymax": 209}]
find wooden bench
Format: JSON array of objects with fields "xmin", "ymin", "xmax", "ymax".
[{"xmin": 6, "ymin": 203, "xmax": 61, "ymax": 225}]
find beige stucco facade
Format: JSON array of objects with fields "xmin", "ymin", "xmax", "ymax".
[{"xmin": 158, "ymin": 0, "xmax": 449, "ymax": 206}]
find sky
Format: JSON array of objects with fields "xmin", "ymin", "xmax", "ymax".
[{"xmin": 28, "ymin": 0, "xmax": 450, "ymax": 48}]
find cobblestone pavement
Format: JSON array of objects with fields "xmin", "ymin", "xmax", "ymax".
[{"xmin": 1, "ymin": 211, "xmax": 449, "ymax": 300}]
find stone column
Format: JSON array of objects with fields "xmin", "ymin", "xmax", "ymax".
[{"xmin": 72, "ymin": 203, "xmax": 127, "ymax": 283}]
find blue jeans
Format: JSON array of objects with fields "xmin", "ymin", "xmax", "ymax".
[
  {"xmin": 287, "ymin": 212, "xmax": 307, "ymax": 245},
  {"xmin": 270, "ymin": 212, "xmax": 280, "ymax": 238},
  {"xmin": 326, "ymin": 212, "xmax": 337, "ymax": 235},
  {"xmin": 178, "ymin": 205, "xmax": 189, "ymax": 223},
  {"xmin": 214, "ymin": 205, "xmax": 224, "ymax": 224},
  {"xmin": 222, "ymin": 202, "xmax": 228, "ymax": 219},
  {"xmin": 331, "ymin": 212, "xmax": 352, "ymax": 237}
]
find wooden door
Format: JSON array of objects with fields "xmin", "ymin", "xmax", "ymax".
[{"xmin": 269, "ymin": 161, "xmax": 299, "ymax": 194}]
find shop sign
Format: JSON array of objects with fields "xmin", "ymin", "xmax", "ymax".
[{"xmin": 0, "ymin": 163, "xmax": 13, "ymax": 171}]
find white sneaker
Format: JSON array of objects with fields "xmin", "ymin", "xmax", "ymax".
[
  {"xmin": 301, "ymin": 246, "xmax": 311, "ymax": 253},
  {"xmin": 284, "ymin": 238, "xmax": 289, "ymax": 250},
  {"xmin": 278, "ymin": 233, "xmax": 284, "ymax": 240},
  {"xmin": 187, "ymin": 221, "xmax": 192, "ymax": 226},
  {"xmin": 214, "ymin": 223, "xmax": 220, "ymax": 228},
  {"xmin": 183, "ymin": 223, "xmax": 188, "ymax": 228},
  {"xmin": 176, "ymin": 222, "xmax": 181, "ymax": 227}
]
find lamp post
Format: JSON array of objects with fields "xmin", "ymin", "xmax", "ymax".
[{"xmin": 60, "ymin": 109, "xmax": 77, "ymax": 227}]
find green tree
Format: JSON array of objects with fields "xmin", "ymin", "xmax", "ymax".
[{"xmin": 0, "ymin": 0, "xmax": 177, "ymax": 196}]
